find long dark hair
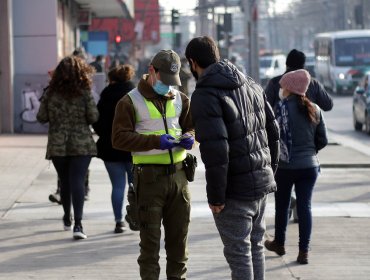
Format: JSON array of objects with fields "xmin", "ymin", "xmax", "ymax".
[
  {"xmin": 48, "ymin": 56, "xmax": 95, "ymax": 98},
  {"xmin": 298, "ymin": 95, "xmax": 318, "ymax": 124}
]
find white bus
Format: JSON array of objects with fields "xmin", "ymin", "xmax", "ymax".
[{"xmin": 314, "ymin": 30, "xmax": 370, "ymax": 94}]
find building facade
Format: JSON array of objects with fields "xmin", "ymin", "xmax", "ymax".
[{"xmin": 0, "ymin": 0, "xmax": 81, "ymax": 133}]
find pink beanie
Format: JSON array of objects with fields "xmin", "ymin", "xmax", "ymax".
[{"xmin": 279, "ymin": 69, "xmax": 311, "ymax": 96}]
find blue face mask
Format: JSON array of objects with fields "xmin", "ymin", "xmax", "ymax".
[{"xmin": 153, "ymin": 80, "xmax": 171, "ymax": 96}]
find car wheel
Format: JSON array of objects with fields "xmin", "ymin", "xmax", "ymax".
[
  {"xmin": 353, "ymin": 110, "xmax": 363, "ymax": 131},
  {"xmin": 365, "ymin": 113, "xmax": 370, "ymax": 135}
]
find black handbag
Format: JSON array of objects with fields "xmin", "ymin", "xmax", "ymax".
[{"xmin": 182, "ymin": 153, "xmax": 197, "ymax": 182}]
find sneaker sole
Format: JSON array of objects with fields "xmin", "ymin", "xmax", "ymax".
[{"xmin": 73, "ymin": 232, "xmax": 87, "ymax": 239}]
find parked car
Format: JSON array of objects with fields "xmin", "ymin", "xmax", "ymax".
[{"xmin": 352, "ymin": 71, "xmax": 370, "ymax": 133}]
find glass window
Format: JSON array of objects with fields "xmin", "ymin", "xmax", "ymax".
[
  {"xmin": 260, "ymin": 58, "xmax": 272, "ymax": 68},
  {"xmin": 334, "ymin": 37, "xmax": 370, "ymax": 67}
]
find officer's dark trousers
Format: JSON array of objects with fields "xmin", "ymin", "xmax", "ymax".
[{"xmin": 135, "ymin": 164, "xmax": 190, "ymax": 280}]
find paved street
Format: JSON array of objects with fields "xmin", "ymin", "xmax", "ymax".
[{"xmin": 0, "ymin": 134, "xmax": 370, "ymax": 279}]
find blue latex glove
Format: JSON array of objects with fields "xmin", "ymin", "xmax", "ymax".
[
  {"xmin": 179, "ymin": 133, "xmax": 194, "ymax": 150},
  {"xmin": 160, "ymin": 134, "xmax": 177, "ymax": 150}
]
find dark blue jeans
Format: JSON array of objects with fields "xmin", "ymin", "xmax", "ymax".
[
  {"xmin": 52, "ymin": 156, "xmax": 92, "ymax": 225},
  {"xmin": 104, "ymin": 161, "xmax": 133, "ymax": 222},
  {"xmin": 274, "ymin": 167, "xmax": 319, "ymax": 252}
]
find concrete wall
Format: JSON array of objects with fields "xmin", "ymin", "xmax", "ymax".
[
  {"xmin": 0, "ymin": 0, "xmax": 14, "ymax": 133},
  {"xmin": 13, "ymin": 0, "xmax": 59, "ymax": 74},
  {"xmin": 12, "ymin": 0, "xmax": 58, "ymax": 132}
]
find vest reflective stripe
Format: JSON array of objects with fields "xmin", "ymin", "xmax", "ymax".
[{"xmin": 128, "ymin": 88, "xmax": 186, "ymax": 164}]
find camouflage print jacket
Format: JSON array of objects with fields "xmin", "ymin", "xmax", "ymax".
[{"xmin": 37, "ymin": 89, "xmax": 99, "ymax": 159}]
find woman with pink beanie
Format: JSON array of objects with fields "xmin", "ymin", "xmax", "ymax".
[{"xmin": 264, "ymin": 69, "xmax": 328, "ymax": 264}]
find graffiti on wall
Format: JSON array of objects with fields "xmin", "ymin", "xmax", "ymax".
[
  {"xmin": 21, "ymin": 82, "xmax": 44, "ymax": 123},
  {"xmin": 14, "ymin": 74, "xmax": 107, "ymax": 133},
  {"xmin": 13, "ymin": 75, "xmax": 50, "ymax": 133}
]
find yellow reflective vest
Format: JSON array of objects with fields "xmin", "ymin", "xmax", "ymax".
[{"xmin": 128, "ymin": 88, "xmax": 186, "ymax": 164}]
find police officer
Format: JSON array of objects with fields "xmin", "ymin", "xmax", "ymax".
[{"xmin": 112, "ymin": 50, "xmax": 194, "ymax": 280}]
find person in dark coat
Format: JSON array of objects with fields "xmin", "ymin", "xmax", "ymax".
[
  {"xmin": 90, "ymin": 55, "xmax": 104, "ymax": 73},
  {"xmin": 92, "ymin": 64, "xmax": 135, "ymax": 233},
  {"xmin": 265, "ymin": 49, "xmax": 333, "ymax": 224},
  {"xmin": 37, "ymin": 56, "xmax": 99, "ymax": 240},
  {"xmin": 264, "ymin": 70, "xmax": 328, "ymax": 265},
  {"xmin": 265, "ymin": 49, "xmax": 333, "ymax": 112},
  {"xmin": 186, "ymin": 36, "xmax": 280, "ymax": 280}
]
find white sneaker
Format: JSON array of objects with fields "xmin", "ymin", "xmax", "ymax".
[{"xmin": 73, "ymin": 225, "xmax": 87, "ymax": 239}]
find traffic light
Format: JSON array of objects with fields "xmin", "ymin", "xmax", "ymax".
[
  {"xmin": 115, "ymin": 35, "xmax": 122, "ymax": 44},
  {"xmin": 171, "ymin": 9, "xmax": 179, "ymax": 27},
  {"xmin": 114, "ymin": 35, "xmax": 122, "ymax": 52}
]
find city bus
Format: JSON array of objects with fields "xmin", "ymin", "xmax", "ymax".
[{"xmin": 314, "ymin": 30, "xmax": 370, "ymax": 94}]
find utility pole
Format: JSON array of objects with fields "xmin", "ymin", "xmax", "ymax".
[
  {"xmin": 198, "ymin": 0, "xmax": 209, "ymax": 35},
  {"xmin": 243, "ymin": 0, "xmax": 259, "ymax": 82},
  {"xmin": 0, "ymin": 0, "xmax": 14, "ymax": 132}
]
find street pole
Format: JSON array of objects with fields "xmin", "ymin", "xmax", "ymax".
[
  {"xmin": 198, "ymin": 0, "xmax": 209, "ymax": 35},
  {"xmin": 251, "ymin": 1, "xmax": 259, "ymax": 82},
  {"xmin": 0, "ymin": 0, "xmax": 14, "ymax": 132},
  {"xmin": 243, "ymin": 0, "xmax": 259, "ymax": 82},
  {"xmin": 172, "ymin": 21, "xmax": 175, "ymax": 50}
]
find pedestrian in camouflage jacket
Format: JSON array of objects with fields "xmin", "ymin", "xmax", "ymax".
[{"xmin": 37, "ymin": 56, "xmax": 99, "ymax": 240}]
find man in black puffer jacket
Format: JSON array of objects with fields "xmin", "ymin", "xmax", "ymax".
[{"xmin": 185, "ymin": 36, "xmax": 279, "ymax": 280}]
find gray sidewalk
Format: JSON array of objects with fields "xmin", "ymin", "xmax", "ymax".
[{"xmin": 0, "ymin": 134, "xmax": 370, "ymax": 279}]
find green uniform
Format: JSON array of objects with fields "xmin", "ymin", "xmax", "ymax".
[
  {"xmin": 135, "ymin": 163, "xmax": 190, "ymax": 279},
  {"xmin": 112, "ymin": 80, "xmax": 193, "ymax": 280}
]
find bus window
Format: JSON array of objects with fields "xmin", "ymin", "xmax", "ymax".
[{"xmin": 334, "ymin": 37, "xmax": 370, "ymax": 66}]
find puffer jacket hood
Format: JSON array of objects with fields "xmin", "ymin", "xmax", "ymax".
[{"xmin": 196, "ymin": 59, "xmax": 246, "ymax": 90}]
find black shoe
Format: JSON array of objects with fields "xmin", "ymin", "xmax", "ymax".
[
  {"xmin": 297, "ymin": 251, "xmax": 309, "ymax": 264},
  {"xmin": 114, "ymin": 222, "xmax": 127, "ymax": 233},
  {"xmin": 264, "ymin": 239, "xmax": 286, "ymax": 256},
  {"xmin": 73, "ymin": 225, "xmax": 87, "ymax": 239},
  {"xmin": 49, "ymin": 193, "xmax": 61, "ymax": 204}
]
